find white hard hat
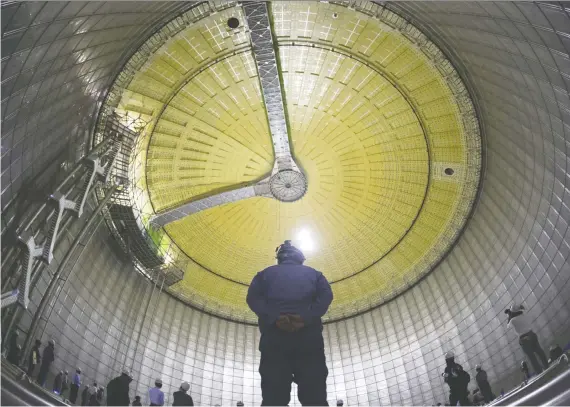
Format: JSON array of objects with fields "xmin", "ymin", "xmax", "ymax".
[
  {"xmin": 445, "ymin": 351, "xmax": 454, "ymax": 359},
  {"xmin": 155, "ymin": 378, "xmax": 162, "ymax": 385},
  {"xmin": 510, "ymin": 303, "xmax": 523, "ymax": 312},
  {"xmin": 181, "ymin": 382, "xmax": 190, "ymax": 391}
]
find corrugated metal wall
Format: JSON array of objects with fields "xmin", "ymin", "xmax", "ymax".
[{"xmin": 3, "ymin": 2, "xmax": 570, "ymax": 405}]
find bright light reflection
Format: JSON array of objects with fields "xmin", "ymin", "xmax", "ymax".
[{"xmin": 296, "ymin": 228, "xmax": 315, "ymax": 253}]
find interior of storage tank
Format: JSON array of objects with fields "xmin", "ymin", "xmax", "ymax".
[{"xmin": 1, "ymin": 1, "xmax": 569, "ymax": 406}]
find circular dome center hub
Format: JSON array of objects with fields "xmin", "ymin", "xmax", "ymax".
[{"xmin": 270, "ymin": 170, "xmax": 307, "ymax": 202}]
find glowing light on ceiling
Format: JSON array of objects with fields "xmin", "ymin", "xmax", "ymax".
[{"xmin": 296, "ymin": 228, "xmax": 316, "ymax": 254}]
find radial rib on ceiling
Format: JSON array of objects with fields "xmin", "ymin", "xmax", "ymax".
[
  {"xmin": 150, "ymin": 180, "xmax": 271, "ymax": 227},
  {"xmin": 242, "ymin": 2, "xmax": 296, "ymax": 172}
]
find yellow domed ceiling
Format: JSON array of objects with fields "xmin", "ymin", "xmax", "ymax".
[{"xmin": 103, "ymin": 1, "xmax": 481, "ymax": 323}]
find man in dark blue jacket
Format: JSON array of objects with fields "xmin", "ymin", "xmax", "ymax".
[{"xmin": 247, "ymin": 240, "xmax": 333, "ymax": 406}]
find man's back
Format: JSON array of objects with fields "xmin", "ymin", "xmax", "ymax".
[
  {"xmin": 172, "ymin": 390, "xmax": 194, "ymax": 406},
  {"xmin": 247, "ymin": 241, "xmax": 333, "ymax": 406},
  {"xmin": 476, "ymin": 369, "xmax": 487, "ymax": 384},
  {"xmin": 149, "ymin": 386, "xmax": 164, "ymax": 406},
  {"xmin": 107, "ymin": 376, "xmax": 128, "ymax": 406},
  {"xmin": 247, "ymin": 260, "xmax": 332, "ymax": 333}
]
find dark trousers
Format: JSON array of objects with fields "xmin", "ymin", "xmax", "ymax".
[
  {"xmin": 478, "ymin": 382, "xmax": 495, "ymax": 403},
  {"xmin": 259, "ymin": 327, "xmax": 328, "ymax": 406},
  {"xmin": 449, "ymin": 388, "xmax": 471, "ymax": 406},
  {"xmin": 519, "ymin": 331, "xmax": 548, "ymax": 374},
  {"xmin": 37, "ymin": 363, "xmax": 51, "ymax": 386},
  {"xmin": 70, "ymin": 384, "xmax": 80, "ymax": 404}
]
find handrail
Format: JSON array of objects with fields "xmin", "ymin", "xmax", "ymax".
[
  {"xmin": 542, "ymin": 387, "xmax": 570, "ymax": 406},
  {"xmin": 490, "ymin": 354, "xmax": 569, "ymax": 406},
  {"xmin": 1, "ymin": 369, "xmax": 68, "ymax": 406},
  {"xmin": 511, "ymin": 367, "xmax": 570, "ymax": 406}
]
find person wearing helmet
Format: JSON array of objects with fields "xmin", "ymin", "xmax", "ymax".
[
  {"xmin": 505, "ymin": 303, "xmax": 549, "ymax": 374},
  {"xmin": 61, "ymin": 370, "xmax": 70, "ymax": 399},
  {"xmin": 247, "ymin": 240, "xmax": 333, "ymax": 406},
  {"xmin": 37, "ymin": 339, "xmax": 55, "ymax": 386},
  {"xmin": 172, "ymin": 382, "xmax": 194, "ymax": 406},
  {"xmin": 81, "ymin": 384, "xmax": 91, "ymax": 406},
  {"xmin": 520, "ymin": 360, "xmax": 530, "ymax": 381},
  {"xmin": 106, "ymin": 368, "xmax": 132, "ymax": 406},
  {"xmin": 442, "ymin": 351, "xmax": 471, "ymax": 406},
  {"xmin": 70, "ymin": 368, "xmax": 82, "ymax": 404},
  {"xmin": 132, "ymin": 395, "xmax": 142, "ymax": 406},
  {"xmin": 87, "ymin": 382, "xmax": 99, "ymax": 406},
  {"xmin": 53, "ymin": 371, "xmax": 64, "ymax": 395},
  {"xmin": 149, "ymin": 378, "xmax": 165, "ymax": 406},
  {"xmin": 474, "ymin": 365, "xmax": 495, "ymax": 403},
  {"xmin": 27, "ymin": 339, "xmax": 42, "ymax": 377}
]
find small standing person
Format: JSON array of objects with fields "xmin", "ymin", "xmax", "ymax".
[
  {"xmin": 106, "ymin": 369, "xmax": 132, "ymax": 406},
  {"xmin": 475, "ymin": 365, "xmax": 495, "ymax": 403},
  {"xmin": 53, "ymin": 371, "xmax": 64, "ymax": 395},
  {"xmin": 443, "ymin": 351, "xmax": 471, "ymax": 406},
  {"xmin": 61, "ymin": 370, "xmax": 70, "ymax": 399},
  {"xmin": 37, "ymin": 339, "xmax": 55, "ymax": 386},
  {"xmin": 505, "ymin": 304, "xmax": 549, "ymax": 374},
  {"xmin": 149, "ymin": 378, "xmax": 165, "ymax": 406},
  {"xmin": 172, "ymin": 382, "xmax": 194, "ymax": 406},
  {"xmin": 27, "ymin": 339, "xmax": 42, "ymax": 377},
  {"xmin": 70, "ymin": 368, "xmax": 82, "ymax": 404}
]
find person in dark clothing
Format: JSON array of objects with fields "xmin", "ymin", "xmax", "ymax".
[
  {"xmin": 53, "ymin": 371, "xmax": 64, "ymax": 395},
  {"xmin": 61, "ymin": 371, "xmax": 70, "ymax": 399},
  {"xmin": 132, "ymin": 395, "xmax": 142, "ymax": 406},
  {"xmin": 443, "ymin": 351, "xmax": 471, "ymax": 406},
  {"xmin": 88, "ymin": 383, "xmax": 99, "ymax": 406},
  {"xmin": 506, "ymin": 304, "xmax": 549, "ymax": 374},
  {"xmin": 82, "ymin": 385, "xmax": 91, "ymax": 406},
  {"xmin": 70, "ymin": 368, "xmax": 82, "ymax": 404},
  {"xmin": 7, "ymin": 331, "xmax": 20, "ymax": 365},
  {"xmin": 37, "ymin": 339, "xmax": 55, "ymax": 386},
  {"xmin": 172, "ymin": 382, "xmax": 194, "ymax": 406},
  {"xmin": 96, "ymin": 386, "xmax": 104, "ymax": 404},
  {"xmin": 475, "ymin": 365, "xmax": 495, "ymax": 403},
  {"xmin": 520, "ymin": 361, "xmax": 530, "ymax": 381},
  {"xmin": 247, "ymin": 240, "xmax": 334, "ymax": 406},
  {"xmin": 548, "ymin": 344, "xmax": 563, "ymax": 363},
  {"xmin": 27, "ymin": 339, "xmax": 41, "ymax": 377},
  {"xmin": 106, "ymin": 369, "xmax": 132, "ymax": 406}
]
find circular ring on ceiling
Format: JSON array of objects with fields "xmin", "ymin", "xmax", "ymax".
[{"xmin": 269, "ymin": 170, "xmax": 308, "ymax": 202}]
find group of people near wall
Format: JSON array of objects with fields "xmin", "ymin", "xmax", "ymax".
[
  {"xmin": 3, "ymin": 241, "xmax": 567, "ymax": 407},
  {"xmin": 438, "ymin": 303, "xmax": 565, "ymax": 406}
]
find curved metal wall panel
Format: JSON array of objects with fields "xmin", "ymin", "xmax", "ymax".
[
  {"xmin": 5, "ymin": 2, "xmax": 570, "ymax": 406},
  {"xmin": 1, "ymin": 1, "xmax": 190, "ymax": 213}
]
